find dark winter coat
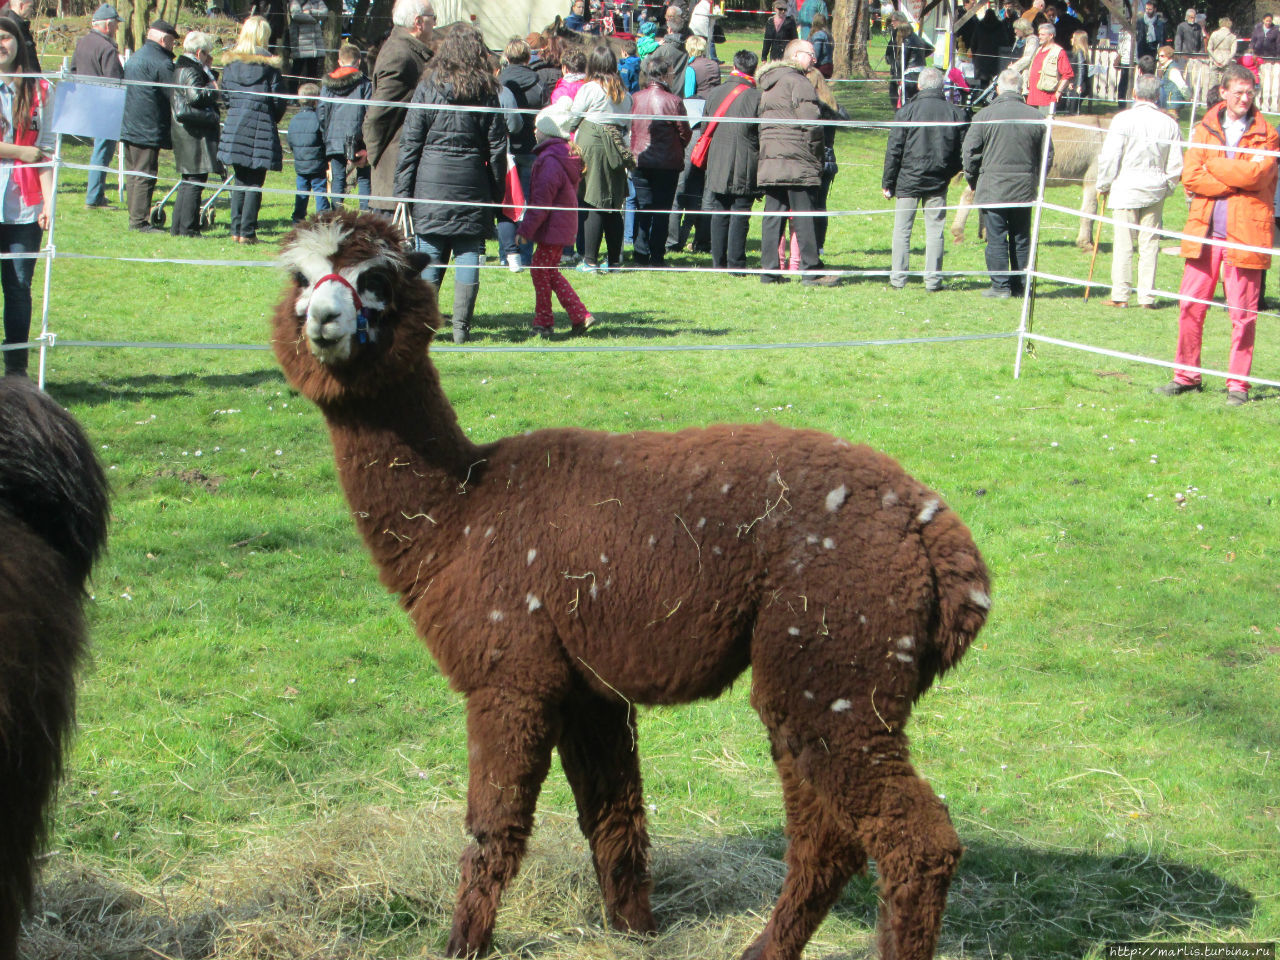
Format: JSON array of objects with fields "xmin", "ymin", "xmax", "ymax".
[
  {"xmin": 288, "ymin": 0, "xmax": 327, "ymax": 60},
  {"xmin": 217, "ymin": 53, "xmax": 287, "ymax": 170},
  {"xmin": 762, "ymin": 15, "xmax": 798, "ymax": 61},
  {"xmin": 1052, "ymin": 11, "xmax": 1082, "ymax": 49},
  {"xmin": 1135, "ymin": 11, "xmax": 1167, "ymax": 57},
  {"xmin": 288, "ymin": 107, "xmax": 327, "ymax": 176},
  {"xmin": 1174, "ymin": 20, "xmax": 1204, "ymax": 54},
  {"xmin": 170, "ymin": 54, "xmax": 221, "ymax": 176},
  {"xmin": 644, "ymin": 35, "xmax": 690, "ymax": 93},
  {"xmin": 687, "ymin": 55, "xmax": 721, "ymax": 98},
  {"xmin": 363, "ymin": 26, "xmax": 432, "ymax": 210},
  {"xmin": 120, "ymin": 39, "xmax": 175, "ymax": 148},
  {"xmin": 532, "ymin": 58, "xmax": 562, "ymax": 106},
  {"xmin": 961, "ymin": 91, "xmax": 1051, "ymax": 206},
  {"xmin": 393, "ymin": 78, "xmax": 507, "ymax": 239},
  {"xmin": 755, "ymin": 57, "xmax": 823, "ymax": 188},
  {"xmin": 518, "ymin": 136, "xmax": 582, "ymax": 245},
  {"xmin": 881, "ymin": 87, "xmax": 966, "ymax": 198},
  {"xmin": 498, "ymin": 63, "xmax": 544, "ymax": 155},
  {"xmin": 319, "ymin": 66, "xmax": 372, "ymax": 158},
  {"xmin": 958, "ymin": 7, "xmax": 1006, "ymax": 80},
  {"xmin": 630, "ymin": 80, "xmax": 691, "ymax": 170},
  {"xmin": 70, "ymin": 27, "xmax": 123, "ymax": 80},
  {"xmin": 1252, "ymin": 21, "xmax": 1280, "ymax": 58},
  {"xmin": 700, "ymin": 73, "xmax": 760, "ymax": 196}
]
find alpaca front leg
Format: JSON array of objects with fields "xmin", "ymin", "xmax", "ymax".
[
  {"xmin": 447, "ymin": 688, "xmax": 560, "ymax": 958},
  {"xmin": 1077, "ymin": 182, "xmax": 1099, "ymax": 250},
  {"xmin": 557, "ymin": 693, "xmax": 655, "ymax": 935}
]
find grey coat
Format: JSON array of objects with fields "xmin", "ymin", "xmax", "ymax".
[
  {"xmin": 755, "ymin": 58, "xmax": 823, "ymax": 188},
  {"xmin": 170, "ymin": 54, "xmax": 221, "ymax": 176},
  {"xmin": 363, "ymin": 26, "xmax": 432, "ymax": 210},
  {"xmin": 961, "ymin": 91, "xmax": 1051, "ymax": 206},
  {"xmin": 288, "ymin": 0, "xmax": 328, "ymax": 59}
]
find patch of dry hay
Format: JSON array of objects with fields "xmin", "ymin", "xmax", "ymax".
[{"xmin": 22, "ymin": 806, "xmax": 876, "ymax": 960}]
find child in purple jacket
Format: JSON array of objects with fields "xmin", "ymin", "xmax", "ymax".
[{"xmin": 518, "ymin": 103, "xmax": 596, "ymax": 336}]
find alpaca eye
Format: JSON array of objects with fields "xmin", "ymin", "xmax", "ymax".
[
  {"xmin": 360, "ymin": 270, "xmax": 391, "ymax": 305},
  {"xmin": 292, "ymin": 271, "xmax": 308, "ymax": 288}
]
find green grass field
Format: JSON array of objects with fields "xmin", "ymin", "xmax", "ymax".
[{"xmin": 12, "ymin": 25, "xmax": 1280, "ymax": 960}]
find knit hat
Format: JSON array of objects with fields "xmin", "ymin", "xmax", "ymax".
[
  {"xmin": 535, "ymin": 101, "xmax": 574, "ymax": 139},
  {"xmin": 639, "ymin": 19, "xmax": 657, "ymax": 35}
]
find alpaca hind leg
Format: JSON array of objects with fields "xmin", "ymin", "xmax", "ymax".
[
  {"xmin": 447, "ymin": 688, "xmax": 560, "ymax": 958},
  {"xmin": 951, "ymin": 184, "xmax": 975, "ymax": 243},
  {"xmin": 557, "ymin": 694, "xmax": 655, "ymax": 934},
  {"xmin": 739, "ymin": 744, "xmax": 867, "ymax": 960}
]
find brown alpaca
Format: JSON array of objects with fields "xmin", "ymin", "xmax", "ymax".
[
  {"xmin": 272, "ymin": 211, "xmax": 992, "ymax": 960},
  {"xmin": 0, "ymin": 378, "xmax": 109, "ymax": 960}
]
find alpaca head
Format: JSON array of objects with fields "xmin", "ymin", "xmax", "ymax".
[{"xmin": 273, "ymin": 210, "xmax": 437, "ymax": 404}]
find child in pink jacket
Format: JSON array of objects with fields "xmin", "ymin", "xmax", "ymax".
[{"xmin": 518, "ymin": 103, "xmax": 595, "ymax": 336}]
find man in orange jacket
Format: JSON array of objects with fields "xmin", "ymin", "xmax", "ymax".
[{"xmin": 1157, "ymin": 63, "xmax": 1278, "ymax": 406}]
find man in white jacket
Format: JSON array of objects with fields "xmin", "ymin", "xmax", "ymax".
[{"xmin": 1096, "ymin": 74, "xmax": 1183, "ymax": 308}]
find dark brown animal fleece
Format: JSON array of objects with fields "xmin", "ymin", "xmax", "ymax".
[{"xmin": 272, "ymin": 210, "xmax": 991, "ymax": 960}]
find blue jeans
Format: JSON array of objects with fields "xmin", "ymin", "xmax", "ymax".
[
  {"xmin": 0, "ymin": 222, "xmax": 42, "ymax": 375},
  {"xmin": 624, "ymin": 173, "xmax": 636, "ymax": 245},
  {"xmin": 415, "ymin": 233, "xmax": 483, "ymax": 286},
  {"xmin": 328, "ymin": 157, "xmax": 370, "ymax": 211},
  {"xmin": 87, "ymin": 137, "xmax": 116, "ymax": 205},
  {"xmin": 293, "ymin": 172, "xmax": 331, "ymax": 222}
]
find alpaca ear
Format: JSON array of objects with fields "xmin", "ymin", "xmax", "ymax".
[{"xmin": 403, "ymin": 250, "xmax": 433, "ymax": 277}]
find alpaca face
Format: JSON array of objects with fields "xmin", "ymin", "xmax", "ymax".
[{"xmin": 279, "ymin": 217, "xmax": 404, "ymax": 365}]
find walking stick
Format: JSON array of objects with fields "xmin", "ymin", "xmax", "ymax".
[{"xmin": 1084, "ymin": 192, "xmax": 1106, "ymax": 301}]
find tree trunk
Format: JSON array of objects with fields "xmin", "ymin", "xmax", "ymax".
[
  {"xmin": 832, "ymin": 0, "xmax": 873, "ymax": 78},
  {"xmin": 323, "ymin": 0, "xmax": 342, "ymax": 70}
]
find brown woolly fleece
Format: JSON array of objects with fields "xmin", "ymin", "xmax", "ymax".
[
  {"xmin": 272, "ymin": 210, "xmax": 992, "ymax": 960},
  {"xmin": 0, "ymin": 378, "xmax": 109, "ymax": 960}
]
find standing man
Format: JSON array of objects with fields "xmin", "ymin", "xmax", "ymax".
[
  {"xmin": 119, "ymin": 19, "xmax": 176, "ymax": 232},
  {"xmin": 362, "ymin": 0, "xmax": 433, "ymax": 216},
  {"xmin": 1027, "ymin": 21, "xmax": 1072, "ymax": 114},
  {"xmin": 1095, "ymin": 75, "xmax": 1182, "ymax": 309},
  {"xmin": 71, "ymin": 3, "xmax": 124, "ymax": 209},
  {"xmin": 1135, "ymin": 0, "xmax": 1167, "ymax": 59},
  {"xmin": 756, "ymin": 38, "xmax": 839, "ymax": 285},
  {"xmin": 1174, "ymin": 7, "xmax": 1204, "ymax": 54},
  {"xmin": 1157, "ymin": 64, "xmax": 1277, "ymax": 406},
  {"xmin": 1251, "ymin": 13, "xmax": 1280, "ymax": 59},
  {"xmin": 882, "ymin": 67, "xmax": 967, "ymax": 292},
  {"xmin": 8, "ymin": 0, "xmax": 38, "ymax": 69},
  {"xmin": 700, "ymin": 49, "xmax": 761, "ymax": 274},
  {"xmin": 962, "ymin": 68, "xmax": 1049, "ymax": 298}
]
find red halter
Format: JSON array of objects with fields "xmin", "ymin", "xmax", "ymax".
[{"xmin": 312, "ymin": 273, "xmax": 372, "ymax": 343}]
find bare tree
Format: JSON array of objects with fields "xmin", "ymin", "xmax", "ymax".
[{"xmin": 832, "ymin": 0, "xmax": 873, "ymax": 77}]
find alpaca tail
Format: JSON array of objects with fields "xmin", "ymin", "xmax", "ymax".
[{"xmin": 916, "ymin": 497, "xmax": 991, "ymax": 688}]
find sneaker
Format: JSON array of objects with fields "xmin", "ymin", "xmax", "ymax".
[
  {"xmin": 576, "ymin": 261, "xmax": 598, "ymax": 274},
  {"xmin": 506, "ymin": 253, "xmax": 523, "ymax": 273},
  {"xmin": 1226, "ymin": 390, "xmax": 1248, "ymax": 406},
  {"xmin": 572, "ymin": 314, "xmax": 596, "ymax": 334},
  {"xmin": 981, "ymin": 286, "xmax": 1012, "ymax": 299},
  {"xmin": 597, "ymin": 262, "xmax": 610, "ymax": 275},
  {"xmin": 1153, "ymin": 380, "xmax": 1202, "ymax": 396}
]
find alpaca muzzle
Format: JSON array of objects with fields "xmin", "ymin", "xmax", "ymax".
[{"xmin": 306, "ymin": 272, "xmax": 373, "ymax": 361}]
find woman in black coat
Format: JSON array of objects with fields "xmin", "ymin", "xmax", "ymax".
[
  {"xmin": 216, "ymin": 16, "xmax": 285, "ymax": 244},
  {"xmin": 394, "ymin": 23, "xmax": 507, "ymax": 344},
  {"xmin": 170, "ymin": 31, "xmax": 222, "ymax": 237}
]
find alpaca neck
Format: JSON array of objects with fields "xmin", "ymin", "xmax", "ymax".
[{"xmin": 321, "ymin": 363, "xmax": 484, "ymax": 590}]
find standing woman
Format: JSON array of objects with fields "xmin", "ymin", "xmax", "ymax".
[
  {"xmin": 218, "ymin": 16, "xmax": 286, "ymax": 244},
  {"xmin": 395, "ymin": 23, "xmax": 507, "ymax": 344},
  {"xmin": 170, "ymin": 31, "xmax": 222, "ymax": 238},
  {"xmin": 569, "ymin": 43, "xmax": 632, "ymax": 273},
  {"xmin": 0, "ymin": 10, "xmax": 51, "ymax": 377}
]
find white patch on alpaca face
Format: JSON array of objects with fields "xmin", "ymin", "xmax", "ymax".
[
  {"xmin": 489, "ymin": 610, "xmax": 504, "ymax": 622},
  {"xmin": 825, "ymin": 485, "xmax": 848, "ymax": 512},
  {"xmin": 918, "ymin": 499, "xmax": 941, "ymax": 524},
  {"xmin": 969, "ymin": 587, "xmax": 992, "ymax": 609},
  {"xmin": 527, "ymin": 548, "xmax": 537, "ymax": 566},
  {"xmin": 830, "ymin": 698, "xmax": 852, "ymax": 713},
  {"xmin": 526, "ymin": 593, "xmax": 542, "ymax": 612},
  {"xmin": 896, "ymin": 635, "xmax": 915, "ymax": 650}
]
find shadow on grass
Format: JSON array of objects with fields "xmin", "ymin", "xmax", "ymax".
[
  {"xmin": 47, "ymin": 369, "xmax": 285, "ymax": 408},
  {"xmin": 476, "ymin": 311, "xmax": 734, "ymax": 343},
  {"xmin": 654, "ymin": 834, "xmax": 1255, "ymax": 960}
]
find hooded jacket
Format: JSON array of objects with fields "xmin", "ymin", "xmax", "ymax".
[
  {"xmin": 393, "ymin": 77, "xmax": 508, "ymax": 239},
  {"xmin": 319, "ymin": 65, "xmax": 372, "ymax": 158},
  {"xmin": 499, "ymin": 63, "xmax": 544, "ymax": 155},
  {"xmin": 217, "ymin": 51, "xmax": 287, "ymax": 170},
  {"xmin": 882, "ymin": 86, "xmax": 967, "ymax": 198},
  {"xmin": 1180, "ymin": 101, "xmax": 1279, "ymax": 270},
  {"xmin": 755, "ymin": 57, "xmax": 823, "ymax": 188},
  {"xmin": 518, "ymin": 136, "xmax": 582, "ymax": 245},
  {"xmin": 120, "ymin": 39, "xmax": 175, "ymax": 148},
  {"xmin": 701, "ymin": 72, "xmax": 760, "ymax": 196}
]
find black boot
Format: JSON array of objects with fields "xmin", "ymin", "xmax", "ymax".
[{"xmin": 452, "ymin": 282, "xmax": 479, "ymax": 344}]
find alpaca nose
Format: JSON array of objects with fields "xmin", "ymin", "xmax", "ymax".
[{"xmin": 307, "ymin": 303, "xmax": 347, "ymax": 345}]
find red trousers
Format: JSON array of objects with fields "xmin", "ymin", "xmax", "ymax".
[
  {"xmin": 531, "ymin": 243, "xmax": 590, "ymax": 329},
  {"xmin": 1175, "ymin": 244, "xmax": 1260, "ymax": 394}
]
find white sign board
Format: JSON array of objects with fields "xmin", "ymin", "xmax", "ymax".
[{"xmin": 50, "ymin": 80, "xmax": 125, "ymax": 141}]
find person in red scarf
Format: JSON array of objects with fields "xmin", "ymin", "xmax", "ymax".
[{"xmin": 0, "ymin": 9, "xmax": 51, "ymax": 377}]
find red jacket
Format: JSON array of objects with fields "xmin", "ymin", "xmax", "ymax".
[
  {"xmin": 1181, "ymin": 102, "xmax": 1279, "ymax": 270},
  {"xmin": 518, "ymin": 136, "xmax": 582, "ymax": 246},
  {"xmin": 10, "ymin": 78, "xmax": 48, "ymax": 208}
]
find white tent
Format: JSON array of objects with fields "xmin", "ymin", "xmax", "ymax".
[{"xmin": 434, "ymin": 0, "xmax": 567, "ymax": 48}]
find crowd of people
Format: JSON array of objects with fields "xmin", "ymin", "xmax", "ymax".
[{"xmin": 0, "ymin": 0, "xmax": 1271, "ymax": 402}]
